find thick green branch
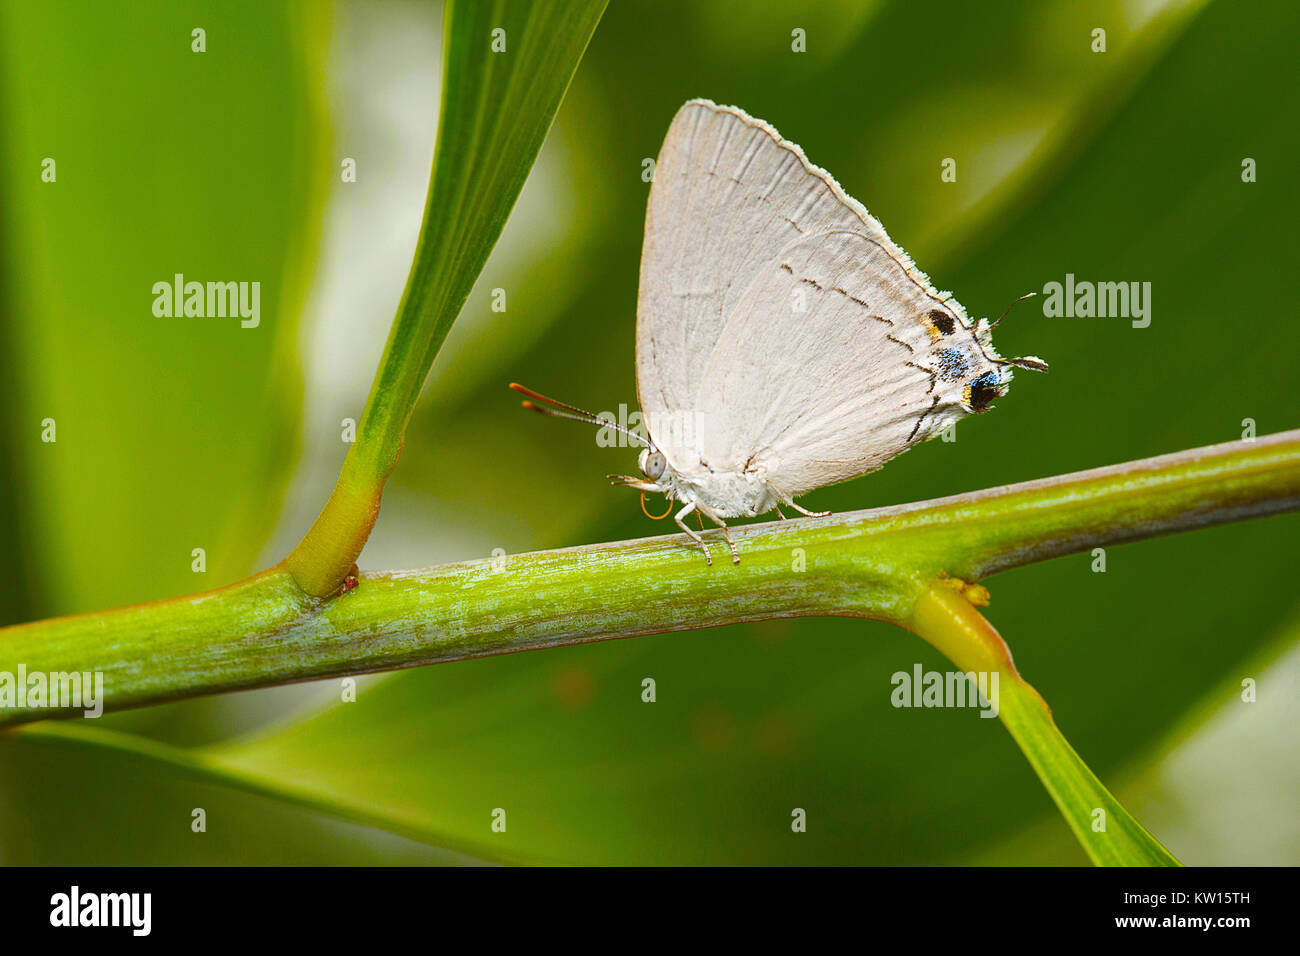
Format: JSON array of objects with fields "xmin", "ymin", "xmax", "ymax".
[{"xmin": 2, "ymin": 430, "xmax": 1296, "ymax": 728}]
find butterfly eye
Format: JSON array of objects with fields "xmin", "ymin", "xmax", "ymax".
[{"xmin": 641, "ymin": 450, "xmax": 666, "ymax": 480}]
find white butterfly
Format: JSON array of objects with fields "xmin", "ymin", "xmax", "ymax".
[{"xmin": 514, "ymin": 99, "xmax": 1045, "ymax": 565}]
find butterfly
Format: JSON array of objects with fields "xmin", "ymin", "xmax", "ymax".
[{"xmin": 513, "ymin": 99, "xmax": 1045, "ymax": 566}]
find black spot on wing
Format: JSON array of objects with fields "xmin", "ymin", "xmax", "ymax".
[
  {"xmin": 966, "ymin": 371, "xmax": 1002, "ymax": 412},
  {"xmin": 927, "ymin": 309, "xmax": 956, "ymax": 335}
]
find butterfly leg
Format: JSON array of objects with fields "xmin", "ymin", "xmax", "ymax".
[
  {"xmin": 696, "ymin": 503, "xmax": 741, "ymax": 565},
  {"xmin": 674, "ymin": 503, "xmax": 712, "ymax": 566},
  {"xmin": 768, "ymin": 482, "xmax": 831, "ymax": 518},
  {"xmin": 772, "ymin": 503, "xmax": 787, "ymax": 520}
]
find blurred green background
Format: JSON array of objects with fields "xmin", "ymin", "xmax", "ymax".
[{"xmin": 1, "ymin": 0, "xmax": 1296, "ymax": 865}]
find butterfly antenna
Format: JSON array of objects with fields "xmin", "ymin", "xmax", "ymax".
[
  {"xmin": 510, "ymin": 382, "xmax": 602, "ymax": 419},
  {"xmin": 986, "ymin": 293, "xmax": 1049, "ymax": 372},
  {"xmin": 990, "ymin": 291, "xmax": 1037, "ymax": 329},
  {"xmin": 509, "ymin": 382, "xmax": 651, "ymax": 448}
]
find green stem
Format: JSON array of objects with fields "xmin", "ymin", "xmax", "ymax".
[
  {"xmin": 908, "ymin": 581, "xmax": 1180, "ymax": 865},
  {"xmin": 3, "ymin": 431, "xmax": 1296, "ymax": 728}
]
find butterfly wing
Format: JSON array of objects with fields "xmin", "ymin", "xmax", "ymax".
[
  {"xmin": 636, "ymin": 98, "xmax": 886, "ymax": 466},
  {"xmin": 637, "ymin": 99, "xmax": 1027, "ymax": 496},
  {"xmin": 701, "ymin": 229, "xmax": 975, "ymax": 495}
]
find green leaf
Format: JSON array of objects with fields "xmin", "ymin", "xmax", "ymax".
[
  {"xmin": 909, "ymin": 582, "xmax": 1179, "ymax": 865},
  {"xmin": 0, "ymin": 1, "xmax": 328, "ymax": 619},
  {"xmin": 285, "ymin": 0, "xmax": 609, "ymax": 595}
]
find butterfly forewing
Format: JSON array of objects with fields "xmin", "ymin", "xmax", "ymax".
[
  {"xmin": 636, "ymin": 99, "xmax": 1016, "ymax": 496},
  {"xmin": 702, "ymin": 230, "xmax": 959, "ymax": 494}
]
